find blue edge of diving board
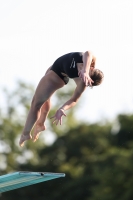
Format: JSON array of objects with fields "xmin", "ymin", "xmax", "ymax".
[{"xmin": 0, "ymin": 171, "xmax": 65, "ymax": 193}]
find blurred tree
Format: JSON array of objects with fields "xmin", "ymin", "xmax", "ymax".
[
  {"xmin": 0, "ymin": 79, "xmax": 78, "ymax": 173},
  {"xmin": 114, "ymin": 114, "xmax": 133, "ymax": 148},
  {"xmin": 1, "ymin": 81, "xmax": 133, "ymax": 200},
  {"xmin": 1, "ymin": 122, "xmax": 112, "ymax": 200},
  {"xmin": 0, "ymin": 80, "xmax": 46, "ymax": 175}
]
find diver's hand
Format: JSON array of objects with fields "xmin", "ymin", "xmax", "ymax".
[
  {"xmin": 50, "ymin": 109, "xmax": 66, "ymax": 125},
  {"xmin": 78, "ymin": 69, "xmax": 94, "ymax": 86}
]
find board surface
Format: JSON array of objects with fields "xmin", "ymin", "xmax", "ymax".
[{"xmin": 0, "ymin": 171, "xmax": 65, "ymax": 193}]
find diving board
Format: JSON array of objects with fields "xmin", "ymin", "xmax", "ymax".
[{"xmin": 0, "ymin": 171, "xmax": 65, "ymax": 193}]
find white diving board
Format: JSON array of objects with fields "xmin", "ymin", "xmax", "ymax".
[{"xmin": 0, "ymin": 171, "xmax": 65, "ymax": 193}]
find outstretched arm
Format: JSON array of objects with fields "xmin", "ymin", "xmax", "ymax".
[
  {"xmin": 50, "ymin": 79, "xmax": 86, "ymax": 125},
  {"xmin": 78, "ymin": 51, "xmax": 94, "ymax": 86}
]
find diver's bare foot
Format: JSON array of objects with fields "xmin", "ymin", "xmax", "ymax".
[
  {"xmin": 33, "ymin": 124, "xmax": 46, "ymax": 142},
  {"xmin": 19, "ymin": 134, "xmax": 32, "ymax": 147}
]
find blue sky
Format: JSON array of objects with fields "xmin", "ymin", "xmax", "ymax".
[{"xmin": 0, "ymin": 0, "xmax": 133, "ymax": 124}]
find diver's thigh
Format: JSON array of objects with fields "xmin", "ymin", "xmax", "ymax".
[{"xmin": 34, "ymin": 71, "xmax": 65, "ymax": 103}]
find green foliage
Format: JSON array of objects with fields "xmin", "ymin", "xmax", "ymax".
[
  {"xmin": 0, "ymin": 81, "xmax": 133, "ymax": 200},
  {"xmin": 0, "ymin": 81, "xmax": 45, "ymax": 174},
  {"xmin": 114, "ymin": 114, "xmax": 133, "ymax": 148}
]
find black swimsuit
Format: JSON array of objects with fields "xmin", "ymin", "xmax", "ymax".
[{"xmin": 51, "ymin": 52, "xmax": 83, "ymax": 84}]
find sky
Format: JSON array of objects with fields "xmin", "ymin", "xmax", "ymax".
[{"xmin": 0, "ymin": 0, "xmax": 133, "ymax": 124}]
